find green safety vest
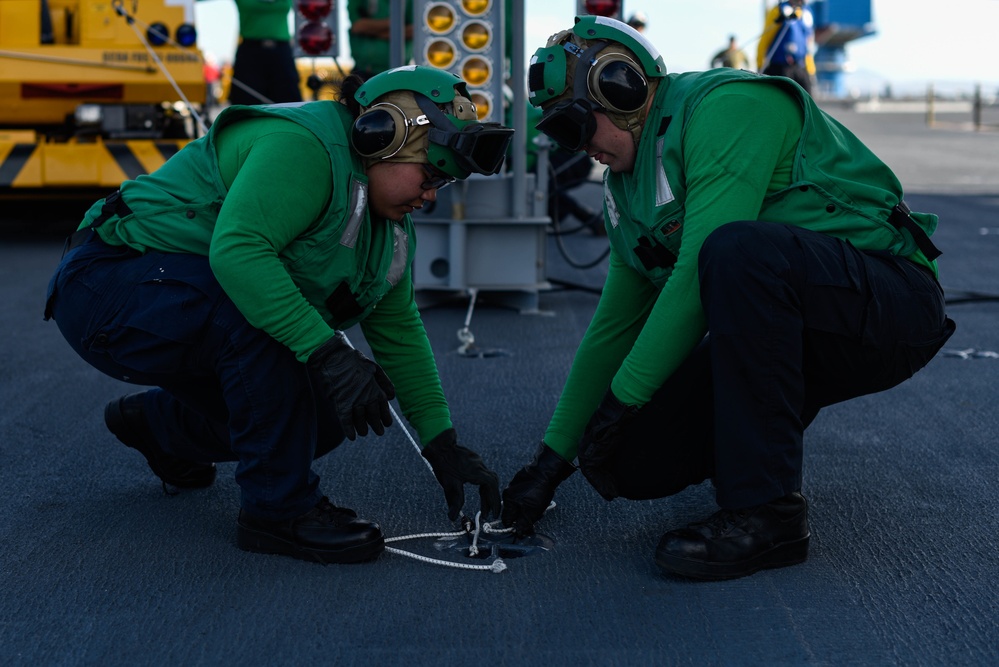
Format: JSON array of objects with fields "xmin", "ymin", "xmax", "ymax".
[
  {"xmin": 89, "ymin": 101, "xmax": 417, "ymax": 332},
  {"xmin": 604, "ymin": 68, "xmax": 938, "ymax": 289}
]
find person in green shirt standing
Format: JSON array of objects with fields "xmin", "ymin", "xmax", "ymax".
[
  {"xmin": 44, "ymin": 66, "xmax": 513, "ymax": 565},
  {"xmin": 227, "ymin": 0, "xmax": 302, "ymax": 104},
  {"xmin": 501, "ymin": 16, "xmax": 954, "ymax": 581},
  {"xmin": 348, "ymin": 0, "xmax": 414, "ymax": 80}
]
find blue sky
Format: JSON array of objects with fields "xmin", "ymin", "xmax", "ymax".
[{"xmin": 192, "ymin": 0, "xmax": 999, "ymax": 96}]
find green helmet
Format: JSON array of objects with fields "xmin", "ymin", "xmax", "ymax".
[
  {"xmin": 352, "ymin": 65, "xmax": 514, "ymax": 179},
  {"xmin": 528, "ymin": 16, "xmax": 666, "ymax": 151}
]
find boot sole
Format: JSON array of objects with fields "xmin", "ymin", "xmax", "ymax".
[
  {"xmin": 104, "ymin": 397, "xmax": 216, "ymax": 489},
  {"xmin": 237, "ymin": 524, "xmax": 385, "ymax": 565},
  {"xmin": 655, "ymin": 535, "xmax": 809, "ymax": 581}
]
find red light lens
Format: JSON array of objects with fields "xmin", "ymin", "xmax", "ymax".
[
  {"xmin": 583, "ymin": 0, "xmax": 620, "ymax": 17},
  {"xmin": 297, "ymin": 21, "xmax": 333, "ymax": 55},
  {"xmin": 296, "ymin": 0, "xmax": 332, "ymax": 20}
]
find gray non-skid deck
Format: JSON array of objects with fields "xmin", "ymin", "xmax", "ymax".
[{"xmin": 2, "ymin": 105, "xmax": 997, "ymax": 666}]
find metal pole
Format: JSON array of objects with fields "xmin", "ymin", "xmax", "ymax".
[
  {"xmin": 389, "ymin": 0, "xmax": 405, "ymax": 69},
  {"xmin": 510, "ymin": 0, "xmax": 526, "ymax": 221},
  {"xmin": 926, "ymin": 83, "xmax": 935, "ymax": 128},
  {"xmin": 973, "ymin": 83, "xmax": 982, "ymax": 131}
]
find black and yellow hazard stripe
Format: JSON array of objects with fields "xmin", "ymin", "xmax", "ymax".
[
  {"xmin": 0, "ymin": 139, "xmax": 187, "ymax": 189},
  {"xmin": 155, "ymin": 142, "xmax": 181, "ymax": 162},
  {"xmin": 107, "ymin": 141, "xmax": 185, "ymax": 179},
  {"xmin": 0, "ymin": 144, "xmax": 36, "ymax": 187}
]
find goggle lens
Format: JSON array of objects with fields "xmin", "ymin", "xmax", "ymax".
[
  {"xmin": 536, "ymin": 98, "xmax": 598, "ymax": 152},
  {"xmin": 448, "ymin": 124, "xmax": 515, "ymax": 175}
]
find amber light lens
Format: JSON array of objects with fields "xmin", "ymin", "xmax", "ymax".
[
  {"xmin": 461, "ymin": 22, "xmax": 490, "ymax": 51},
  {"xmin": 461, "ymin": 0, "xmax": 490, "ymax": 16},
  {"xmin": 461, "ymin": 57, "xmax": 491, "ymax": 86},
  {"xmin": 426, "ymin": 4, "xmax": 457, "ymax": 33},
  {"xmin": 427, "ymin": 40, "xmax": 457, "ymax": 68},
  {"xmin": 470, "ymin": 92, "xmax": 491, "ymax": 120}
]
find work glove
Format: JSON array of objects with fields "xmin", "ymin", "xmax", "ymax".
[
  {"xmin": 501, "ymin": 441, "xmax": 576, "ymax": 536},
  {"xmin": 307, "ymin": 332, "xmax": 395, "ymax": 441},
  {"xmin": 422, "ymin": 428, "xmax": 501, "ymax": 522},
  {"xmin": 577, "ymin": 389, "xmax": 640, "ymax": 501}
]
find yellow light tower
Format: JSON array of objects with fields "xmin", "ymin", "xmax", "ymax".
[{"xmin": 416, "ymin": 0, "xmax": 503, "ymax": 123}]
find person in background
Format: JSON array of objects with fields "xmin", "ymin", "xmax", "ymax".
[
  {"xmin": 44, "ymin": 66, "xmax": 513, "ymax": 565},
  {"xmin": 626, "ymin": 11, "xmax": 648, "ymax": 34},
  {"xmin": 348, "ymin": 0, "xmax": 414, "ymax": 80},
  {"xmin": 202, "ymin": 51, "xmax": 223, "ymax": 106},
  {"xmin": 502, "ymin": 16, "xmax": 953, "ymax": 581},
  {"xmin": 222, "ymin": 0, "xmax": 302, "ymax": 105},
  {"xmin": 710, "ymin": 35, "xmax": 750, "ymax": 70},
  {"xmin": 757, "ymin": 0, "xmax": 815, "ymax": 94}
]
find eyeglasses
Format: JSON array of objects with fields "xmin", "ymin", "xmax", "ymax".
[{"xmin": 421, "ymin": 164, "xmax": 457, "ymax": 191}]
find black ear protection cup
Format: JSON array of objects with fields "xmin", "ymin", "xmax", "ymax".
[
  {"xmin": 350, "ymin": 103, "xmax": 411, "ymax": 160},
  {"xmin": 587, "ymin": 53, "xmax": 649, "ymax": 114}
]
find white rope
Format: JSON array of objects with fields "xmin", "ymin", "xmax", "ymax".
[
  {"xmin": 383, "ymin": 546, "xmax": 507, "ymax": 573},
  {"xmin": 338, "ymin": 332, "xmax": 558, "ymax": 572},
  {"xmin": 338, "ymin": 332, "xmax": 512, "ymax": 572},
  {"xmin": 456, "ymin": 288, "xmax": 478, "ymax": 354},
  {"xmin": 383, "ymin": 511, "xmax": 513, "ymax": 573}
]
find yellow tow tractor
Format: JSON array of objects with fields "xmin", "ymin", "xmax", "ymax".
[{"xmin": 0, "ymin": 0, "xmax": 206, "ymax": 199}]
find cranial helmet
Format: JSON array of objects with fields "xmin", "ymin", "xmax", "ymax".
[
  {"xmin": 528, "ymin": 15, "xmax": 666, "ymax": 151},
  {"xmin": 351, "ymin": 65, "xmax": 514, "ymax": 179}
]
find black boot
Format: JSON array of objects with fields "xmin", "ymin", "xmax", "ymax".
[
  {"xmin": 655, "ymin": 492, "xmax": 810, "ymax": 580},
  {"xmin": 105, "ymin": 393, "xmax": 216, "ymax": 492},
  {"xmin": 237, "ymin": 497, "xmax": 384, "ymax": 564}
]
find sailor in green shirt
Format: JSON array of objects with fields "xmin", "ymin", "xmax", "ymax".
[
  {"xmin": 501, "ymin": 17, "xmax": 954, "ymax": 580},
  {"xmin": 348, "ymin": 0, "xmax": 414, "ymax": 79},
  {"xmin": 45, "ymin": 66, "xmax": 514, "ymax": 565},
  {"xmin": 227, "ymin": 0, "xmax": 302, "ymax": 105}
]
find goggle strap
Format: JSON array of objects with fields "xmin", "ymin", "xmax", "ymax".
[
  {"xmin": 414, "ymin": 93, "xmax": 456, "ymax": 139},
  {"xmin": 427, "ymin": 126, "xmax": 452, "ymax": 149},
  {"xmin": 572, "ymin": 40, "xmax": 609, "ymax": 100}
]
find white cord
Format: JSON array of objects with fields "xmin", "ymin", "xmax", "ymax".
[
  {"xmin": 384, "ymin": 546, "xmax": 507, "ymax": 573},
  {"xmin": 384, "ymin": 511, "xmax": 514, "ymax": 573},
  {"xmin": 338, "ymin": 332, "xmax": 511, "ymax": 572}
]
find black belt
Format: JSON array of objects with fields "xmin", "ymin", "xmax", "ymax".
[
  {"xmin": 241, "ymin": 38, "xmax": 282, "ymax": 48},
  {"xmin": 889, "ymin": 200, "xmax": 942, "ymax": 261},
  {"xmin": 63, "ymin": 189, "xmax": 133, "ymax": 256}
]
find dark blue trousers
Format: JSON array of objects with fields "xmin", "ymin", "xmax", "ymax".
[
  {"xmin": 228, "ymin": 40, "xmax": 302, "ymax": 106},
  {"xmin": 608, "ymin": 221, "xmax": 955, "ymax": 509},
  {"xmin": 46, "ymin": 232, "xmax": 344, "ymax": 520}
]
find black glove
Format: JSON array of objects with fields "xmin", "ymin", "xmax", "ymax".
[
  {"xmin": 577, "ymin": 390, "xmax": 640, "ymax": 501},
  {"xmin": 307, "ymin": 333, "xmax": 396, "ymax": 441},
  {"xmin": 502, "ymin": 441, "xmax": 576, "ymax": 536},
  {"xmin": 422, "ymin": 428, "xmax": 501, "ymax": 522}
]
